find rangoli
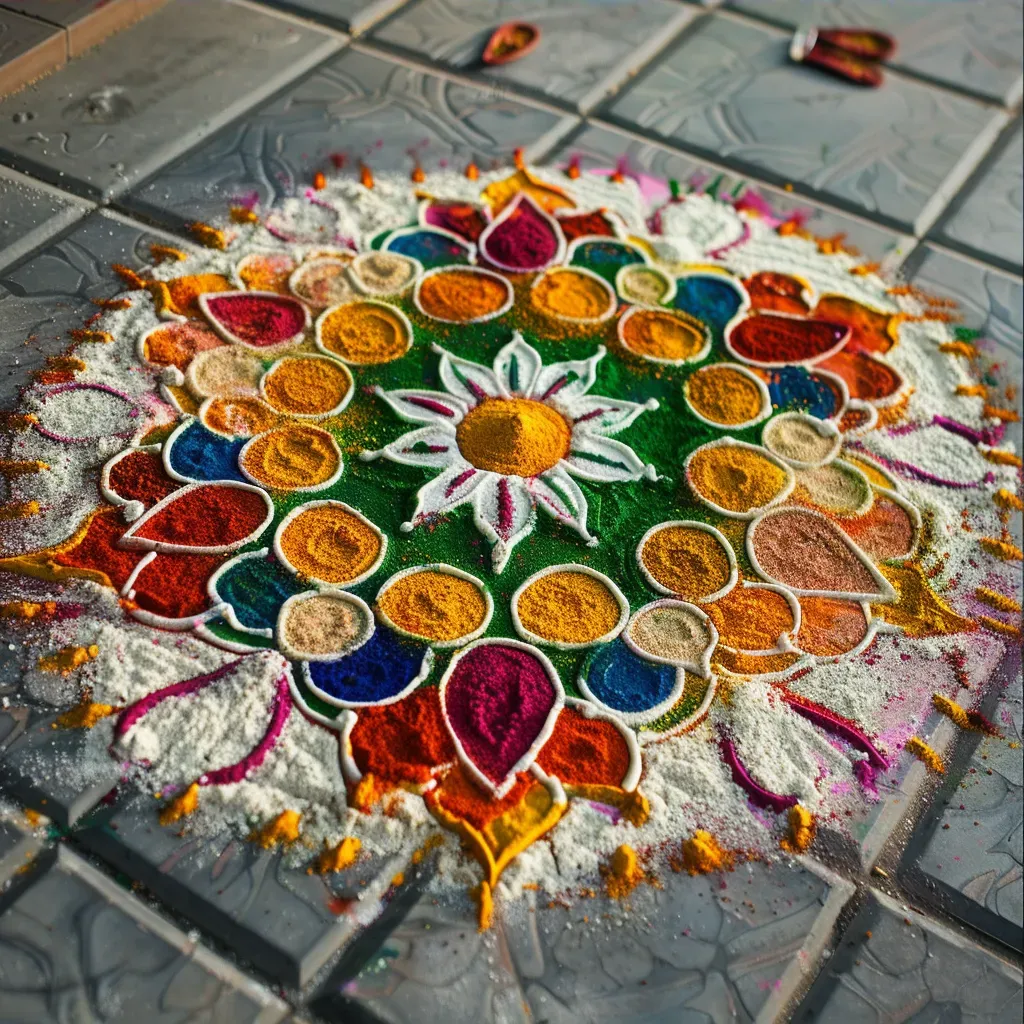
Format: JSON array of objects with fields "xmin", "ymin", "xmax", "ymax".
[{"xmin": 0, "ymin": 153, "xmax": 1020, "ymax": 928}]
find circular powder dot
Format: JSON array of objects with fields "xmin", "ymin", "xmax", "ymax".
[
  {"xmin": 201, "ymin": 396, "xmax": 281, "ymax": 437},
  {"xmin": 262, "ymin": 356, "xmax": 351, "ymax": 417},
  {"xmin": 617, "ymin": 265, "xmax": 672, "ymax": 305},
  {"xmin": 516, "ymin": 570, "xmax": 623, "ymax": 646},
  {"xmin": 456, "ymin": 398, "xmax": 570, "ymax": 477},
  {"xmin": 186, "ymin": 347, "xmax": 264, "ymax": 398},
  {"xmin": 317, "ymin": 301, "xmax": 411, "ymax": 364},
  {"xmin": 794, "ymin": 462, "xmax": 872, "ymax": 515},
  {"xmin": 416, "ymin": 268, "xmax": 511, "ymax": 323},
  {"xmin": 378, "ymin": 569, "xmax": 488, "ymax": 644},
  {"xmin": 280, "ymin": 592, "xmax": 370, "ymax": 658},
  {"xmin": 142, "ymin": 322, "xmax": 223, "ymax": 370},
  {"xmin": 762, "ymin": 414, "xmax": 840, "ymax": 466},
  {"xmin": 241, "ymin": 424, "xmax": 341, "ymax": 491},
  {"xmin": 685, "ymin": 364, "xmax": 768, "ymax": 426},
  {"xmin": 687, "ymin": 443, "xmax": 791, "ymax": 515},
  {"xmin": 278, "ymin": 503, "xmax": 383, "ymax": 585},
  {"xmin": 350, "ymin": 251, "xmax": 417, "ymax": 296},
  {"xmin": 290, "ymin": 259, "xmax": 356, "ymax": 309},
  {"xmin": 627, "ymin": 602, "xmax": 712, "ymax": 666},
  {"xmin": 531, "ymin": 268, "xmax": 615, "ymax": 322},
  {"xmin": 639, "ymin": 524, "xmax": 733, "ymax": 601},
  {"xmin": 620, "ymin": 307, "xmax": 706, "ymax": 363},
  {"xmin": 237, "ymin": 252, "xmax": 296, "ymax": 293},
  {"xmin": 705, "ymin": 587, "xmax": 795, "ymax": 652}
]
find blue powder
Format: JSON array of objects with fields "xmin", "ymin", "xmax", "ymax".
[
  {"xmin": 673, "ymin": 275, "xmax": 744, "ymax": 335},
  {"xmin": 306, "ymin": 626, "xmax": 427, "ymax": 705},
  {"xmin": 583, "ymin": 640, "xmax": 677, "ymax": 714},
  {"xmin": 569, "ymin": 240, "xmax": 644, "ymax": 283},
  {"xmin": 215, "ymin": 555, "xmax": 304, "ymax": 631},
  {"xmin": 766, "ymin": 366, "xmax": 842, "ymax": 419},
  {"xmin": 385, "ymin": 230, "xmax": 470, "ymax": 268},
  {"xmin": 166, "ymin": 422, "xmax": 245, "ymax": 483}
]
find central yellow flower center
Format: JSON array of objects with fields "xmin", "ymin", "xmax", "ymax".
[{"xmin": 456, "ymin": 397, "xmax": 571, "ymax": 477}]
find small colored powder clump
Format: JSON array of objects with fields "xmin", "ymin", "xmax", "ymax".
[
  {"xmin": 516, "ymin": 571, "xmax": 621, "ymax": 645},
  {"xmin": 685, "ymin": 364, "xmax": 766, "ymax": 425},
  {"xmin": 531, "ymin": 268, "xmax": 614, "ymax": 321},
  {"xmin": 417, "ymin": 269, "xmax": 510, "ymax": 322},
  {"xmin": 262, "ymin": 357, "xmax": 351, "ymax": 416},
  {"xmin": 456, "ymin": 398, "xmax": 570, "ymax": 477},
  {"xmin": 687, "ymin": 444, "xmax": 789, "ymax": 514},
  {"xmin": 603, "ymin": 844, "xmax": 643, "ymax": 899},
  {"xmin": 620, "ymin": 308, "xmax": 705, "ymax": 362},
  {"xmin": 318, "ymin": 301, "xmax": 411, "ymax": 363},
  {"xmin": 278, "ymin": 503, "xmax": 381, "ymax": 585},
  {"xmin": 378, "ymin": 570, "xmax": 487, "ymax": 643},
  {"xmin": 640, "ymin": 524, "xmax": 732, "ymax": 601},
  {"xmin": 241, "ymin": 424, "xmax": 340, "ymax": 491}
]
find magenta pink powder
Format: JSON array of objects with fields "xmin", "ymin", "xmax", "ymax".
[
  {"xmin": 483, "ymin": 200, "xmax": 559, "ymax": 271},
  {"xmin": 206, "ymin": 293, "xmax": 306, "ymax": 346},
  {"xmin": 444, "ymin": 644, "xmax": 556, "ymax": 785}
]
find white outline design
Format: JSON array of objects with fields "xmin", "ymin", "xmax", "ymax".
[
  {"xmin": 617, "ymin": 304, "xmax": 712, "ymax": 366},
  {"xmin": 684, "ymin": 363, "xmax": 771, "ymax": 429},
  {"xmin": 238, "ymin": 424, "xmax": 344, "ymax": 493},
  {"xmin": 259, "ymin": 354, "xmax": 355, "ymax": 419},
  {"xmin": 382, "ymin": 224, "xmax": 477, "ymax": 265},
  {"xmin": 277, "ymin": 589, "xmax": 375, "ymax": 662},
  {"xmin": 412, "ymin": 265, "xmax": 513, "ymax": 324}
]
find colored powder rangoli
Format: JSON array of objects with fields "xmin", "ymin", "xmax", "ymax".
[
  {"xmin": 317, "ymin": 301, "xmax": 411, "ymax": 364},
  {"xmin": 143, "ymin": 321, "xmax": 223, "ymax": 369},
  {"xmin": 186, "ymin": 347, "xmax": 263, "ymax": 398},
  {"xmin": 378, "ymin": 570, "xmax": 488, "ymax": 644},
  {"xmin": 617, "ymin": 265, "xmax": 672, "ymax": 305},
  {"xmin": 620, "ymin": 307, "xmax": 706, "ymax": 362},
  {"xmin": 280, "ymin": 592, "xmax": 369, "ymax": 657},
  {"xmin": 277, "ymin": 503, "xmax": 381, "ymax": 585},
  {"xmin": 705, "ymin": 587, "xmax": 794, "ymax": 651},
  {"xmin": 687, "ymin": 444, "xmax": 790, "ymax": 514},
  {"xmin": 204, "ymin": 292, "xmax": 308, "ymax": 347},
  {"xmin": 240, "ymin": 424, "xmax": 340, "ymax": 491},
  {"xmin": 202, "ymin": 397, "xmax": 281, "ymax": 438},
  {"xmin": 416, "ymin": 268, "xmax": 510, "ymax": 322},
  {"xmin": 262, "ymin": 357, "xmax": 351, "ymax": 417},
  {"xmin": 456, "ymin": 398, "xmax": 570, "ymax": 476},
  {"xmin": 516, "ymin": 571, "xmax": 622, "ymax": 645},
  {"xmin": 350, "ymin": 251, "xmax": 416, "ymax": 295},
  {"xmin": 626, "ymin": 602, "xmax": 711, "ymax": 665},
  {"xmin": 531, "ymin": 268, "xmax": 614, "ymax": 321},
  {"xmin": 640, "ymin": 523, "xmax": 733, "ymax": 600},
  {"xmin": 685, "ymin": 364, "xmax": 767, "ymax": 425}
]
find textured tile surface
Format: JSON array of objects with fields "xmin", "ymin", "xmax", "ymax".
[
  {"xmin": 933, "ymin": 121, "xmax": 1023, "ymax": 273},
  {"xmin": 604, "ymin": 13, "xmax": 1005, "ymax": 233},
  {"xmin": 730, "ymin": 0, "xmax": 1024, "ymax": 106},
  {"xmin": 372, "ymin": 0, "xmax": 696, "ymax": 111},
  {"xmin": 794, "ymin": 889, "xmax": 1024, "ymax": 1022},
  {"xmin": 1, "ymin": 0, "xmax": 144, "ymax": 56},
  {"xmin": 78, "ymin": 793, "xmax": 410, "ymax": 987},
  {"xmin": 0, "ymin": 846, "xmax": 287, "ymax": 1022},
  {"xmin": 547, "ymin": 122, "xmax": 914, "ymax": 263},
  {"xmin": 0, "ymin": 211, "xmax": 184, "ymax": 409},
  {"xmin": 0, "ymin": 7, "xmax": 65, "ymax": 97},
  {"xmin": 0, "ymin": 818, "xmax": 40, "ymax": 885},
  {"xmin": 0, "ymin": 165, "xmax": 91, "ymax": 273},
  {"xmin": 0, "ymin": 0, "xmax": 342, "ymax": 200},
  {"xmin": 262, "ymin": 0, "xmax": 409, "ymax": 34},
  {"xmin": 123, "ymin": 45, "xmax": 577, "ymax": 231},
  {"xmin": 324, "ymin": 860, "xmax": 851, "ymax": 1023}
]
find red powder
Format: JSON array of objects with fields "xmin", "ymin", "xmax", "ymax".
[
  {"xmin": 816, "ymin": 350, "xmax": 903, "ymax": 400},
  {"xmin": 730, "ymin": 314, "xmax": 848, "ymax": 364},
  {"xmin": 556, "ymin": 211, "xmax": 614, "ymax": 242},
  {"xmin": 744, "ymin": 272, "xmax": 810, "ymax": 315},
  {"xmin": 536, "ymin": 707, "xmax": 630, "ymax": 787},
  {"xmin": 483, "ymin": 202, "xmax": 559, "ymax": 271},
  {"xmin": 813, "ymin": 295, "xmax": 894, "ymax": 354},
  {"xmin": 107, "ymin": 450, "xmax": 179, "ymax": 508},
  {"xmin": 350, "ymin": 687, "xmax": 455, "ymax": 785},
  {"xmin": 431, "ymin": 763, "xmax": 534, "ymax": 831},
  {"xmin": 55, "ymin": 509, "xmax": 142, "ymax": 590},
  {"xmin": 133, "ymin": 485, "xmax": 268, "ymax": 549},
  {"xmin": 443, "ymin": 644, "xmax": 557, "ymax": 786},
  {"xmin": 130, "ymin": 550, "xmax": 223, "ymax": 618},
  {"xmin": 205, "ymin": 293, "xmax": 306, "ymax": 347}
]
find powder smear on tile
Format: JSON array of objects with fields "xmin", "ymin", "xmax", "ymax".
[{"xmin": 517, "ymin": 571, "xmax": 620, "ymax": 644}]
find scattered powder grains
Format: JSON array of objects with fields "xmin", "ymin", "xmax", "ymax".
[
  {"xmin": 204, "ymin": 293, "xmax": 307, "ymax": 347},
  {"xmin": 620, "ymin": 308, "xmax": 705, "ymax": 362},
  {"xmin": 378, "ymin": 570, "xmax": 487, "ymax": 643},
  {"xmin": 262, "ymin": 357, "xmax": 351, "ymax": 416},
  {"xmin": 291, "ymin": 260, "xmax": 355, "ymax": 308},
  {"xmin": 252, "ymin": 809, "xmax": 302, "ymax": 848},
  {"xmin": 456, "ymin": 398, "xmax": 570, "ymax": 476},
  {"xmin": 416, "ymin": 269, "xmax": 509, "ymax": 322},
  {"xmin": 627, "ymin": 603, "xmax": 711, "ymax": 664},
  {"xmin": 142, "ymin": 321, "xmax": 222, "ymax": 369},
  {"xmin": 874, "ymin": 564, "xmax": 975, "ymax": 637},
  {"xmin": 202, "ymin": 396, "xmax": 281, "ymax": 438},
  {"xmin": 686, "ymin": 365, "xmax": 765, "ymax": 425},
  {"xmin": 617, "ymin": 266, "xmax": 671, "ymax": 305},
  {"xmin": 640, "ymin": 524, "xmax": 732, "ymax": 600},
  {"xmin": 106, "ymin": 450, "xmax": 179, "ymax": 507},
  {"xmin": 531, "ymin": 268, "xmax": 613, "ymax": 321},
  {"xmin": 423, "ymin": 203, "xmax": 487, "ymax": 242},
  {"xmin": 237, "ymin": 252, "xmax": 296, "ymax": 293},
  {"xmin": 187, "ymin": 347, "xmax": 263, "ymax": 398},
  {"xmin": 687, "ymin": 445, "xmax": 789, "ymax": 514},
  {"xmin": 240, "ymin": 424, "xmax": 339, "ymax": 491},
  {"xmin": 351, "ymin": 252, "xmax": 416, "ymax": 294},
  {"xmin": 56, "ymin": 699, "xmax": 116, "ymax": 729},
  {"xmin": 281, "ymin": 593, "xmax": 368, "ymax": 657},
  {"xmin": 796, "ymin": 597, "xmax": 868, "ymax": 656},
  {"xmin": 158, "ymin": 273, "xmax": 232, "ymax": 319},
  {"xmin": 705, "ymin": 588, "xmax": 794, "ymax": 651},
  {"xmin": 535, "ymin": 709, "xmax": 630, "ymax": 786},
  {"xmin": 762, "ymin": 415, "xmax": 837, "ymax": 465},
  {"xmin": 318, "ymin": 301, "xmax": 410, "ymax": 364},
  {"xmin": 517, "ymin": 571, "xmax": 621, "ymax": 644},
  {"xmin": 278, "ymin": 504, "xmax": 381, "ymax": 584},
  {"xmin": 38, "ymin": 643, "xmax": 98, "ymax": 675},
  {"xmin": 905, "ymin": 737, "xmax": 945, "ymax": 775},
  {"xmin": 160, "ymin": 782, "xmax": 199, "ymax": 825}
]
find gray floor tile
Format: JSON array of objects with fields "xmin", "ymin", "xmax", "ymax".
[
  {"xmin": 317, "ymin": 860, "xmax": 852, "ymax": 1023},
  {"xmin": 261, "ymin": 0, "xmax": 410, "ymax": 35},
  {"xmin": 0, "ymin": 817, "xmax": 41, "ymax": 885},
  {"xmin": 933, "ymin": 121, "xmax": 1023, "ymax": 274},
  {"xmin": 0, "ymin": 846, "xmax": 287, "ymax": 1022},
  {"xmin": 794, "ymin": 889, "xmax": 1023, "ymax": 1023},
  {"xmin": 0, "ymin": 7, "xmax": 66, "ymax": 98},
  {"xmin": 0, "ymin": 209, "xmax": 186, "ymax": 410},
  {"xmin": 1, "ymin": 0, "xmax": 148, "ymax": 57},
  {"xmin": 0, "ymin": 165, "xmax": 91, "ymax": 274},
  {"xmin": 603, "ymin": 12, "xmax": 1007, "ymax": 234},
  {"xmin": 371, "ymin": 0, "xmax": 697, "ymax": 112},
  {"xmin": 547, "ymin": 122, "xmax": 914, "ymax": 263},
  {"xmin": 122, "ymin": 45, "xmax": 577, "ymax": 232},
  {"xmin": 729, "ymin": 0, "xmax": 1024, "ymax": 106},
  {"xmin": 78, "ymin": 792, "xmax": 412, "ymax": 987},
  {"xmin": 0, "ymin": 0, "xmax": 342, "ymax": 201}
]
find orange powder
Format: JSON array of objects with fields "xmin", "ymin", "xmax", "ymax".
[
  {"xmin": 262, "ymin": 357, "xmax": 351, "ymax": 416},
  {"xmin": 531, "ymin": 269, "xmax": 613, "ymax": 321},
  {"xmin": 278, "ymin": 504, "xmax": 381, "ymax": 584},
  {"xmin": 687, "ymin": 445, "xmax": 789, "ymax": 513},
  {"xmin": 640, "ymin": 524, "xmax": 732, "ymax": 600},
  {"xmin": 160, "ymin": 273, "xmax": 232, "ymax": 319},
  {"xmin": 417, "ymin": 269, "xmax": 510, "ymax": 322},
  {"xmin": 241, "ymin": 424, "xmax": 340, "ymax": 491},
  {"xmin": 237, "ymin": 253, "xmax": 296, "ymax": 293},
  {"xmin": 318, "ymin": 302, "xmax": 411, "ymax": 364},
  {"xmin": 516, "ymin": 571, "xmax": 621, "ymax": 644},
  {"xmin": 620, "ymin": 308, "xmax": 705, "ymax": 362},
  {"xmin": 202, "ymin": 397, "xmax": 280, "ymax": 437},
  {"xmin": 686, "ymin": 365, "xmax": 766, "ymax": 425},
  {"xmin": 706, "ymin": 587, "xmax": 794, "ymax": 651}
]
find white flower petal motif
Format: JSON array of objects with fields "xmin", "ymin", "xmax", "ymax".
[
  {"xmin": 564, "ymin": 433, "xmax": 655, "ymax": 483},
  {"xmin": 568, "ymin": 394, "xmax": 659, "ymax": 437},
  {"xmin": 365, "ymin": 424, "xmax": 459, "ymax": 469},
  {"xmin": 529, "ymin": 467, "xmax": 594, "ymax": 545},
  {"xmin": 493, "ymin": 332, "xmax": 542, "ymax": 397},
  {"xmin": 531, "ymin": 347, "xmax": 605, "ymax": 405},
  {"xmin": 473, "ymin": 474, "xmax": 535, "ymax": 573},
  {"xmin": 402, "ymin": 461, "xmax": 486, "ymax": 531},
  {"xmin": 374, "ymin": 387, "xmax": 468, "ymax": 425},
  {"xmin": 433, "ymin": 343, "xmax": 504, "ymax": 404}
]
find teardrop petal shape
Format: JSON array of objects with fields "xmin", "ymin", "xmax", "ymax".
[
  {"xmin": 744, "ymin": 271, "xmax": 813, "ymax": 315},
  {"xmin": 747, "ymin": 507, "xmax": 896, "ymax": 602},
  {"xmin": 140, "ymin": 321, "xmax": 224, "ymax": 370},
  {"xmin": 383, "ymin": 227, "xmax": 474, "ymax": 269},
  {"xmin": 673, "ymin": 272, "xmax": 749, "ymax": 335},
  {"xmin": 579, "ymin": 638, "xmax": 683, "ymax": 725},
  {"xmin": 536, "ymin": 700, "xmax": 640, "ymax": 791},
  {"xmin": 121, "ymin": 481, "xmax": 273, "ymax": 554},
  {"xmin": 814, "ymin": 349, "xmax": 907, "ymax": 403},
  {"xmin": 348, "ymin": 251, "xmax": 420, "ymax": 297},
  {"xmin": 421, "ymin": 199, "xmax": 489, "ymax": 242},
  {"xmin": 684, "ymin": 363, "xmax": 771, "ymax": 428},
  {"xmin": 480, "ymin": 193, "xmax": 566, "ymax": 273},
  {"xmin": 440, "ymin": 639, "xmax": 564, "ymax": 797},
  {"xmin": 812, "ymin": 294, "xmax": 896, "ymax": 354},
  {"xmin": 209, "ymin": 548, "xmax": 305, "ymax": 636},
  {"xmin": 685, "ymin": 439, "xmax": 795, "ymax": 518},
  {"xmin": 102, "ymin": 447, "xmax": 179, "ymax": 509},
  {"xmin": 726, "ymin": 313, "xmax": 850, "ymax": 367},
  {"xmin": 794, "ymin": 596, "xmax": 873, "ymax": 657},
  {"xmin": 200, "ymin": 290, "xmax": 309, "ymax": 349},
  {"xmin": 839, "ymin": 491, "xmax": 920, "ymax": 561}
]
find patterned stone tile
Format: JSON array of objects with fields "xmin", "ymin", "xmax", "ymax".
[
  {"xmin": 122, "ymin": 45, "xmax": 577, "ymax": 232},
  {"xmin": 901, "ymin": 649, "xmax": 1023, "ymax": 952},
  {"xmin": 261, "ymin": 0, "xmax": 410, "ymax": 35},
  {"xmin": 0, "ymin": 817, "xmax": 41, "ymax": 886},
  {"xmin": 545, "ymin": 122, "xmax": 915, "ymax": 264},
  {"xmin": 0, "ymin": 7, "xmax": 65, "ymax": 98},
  {"xmin": 0, "ymin": 0, "xmax": 342, "ymax": 201},
  {"xmin": 603, "ymin": 12, "xmax": 1007, "ymax": 234},
  {"xmin": 370, "ymin": 0, "xmax": 698, "ymax": 112},
  {"xmin": 0, "ymin": 0, "xmax": 152, "ymax": 57},
  {"xmin": 0, "ymin": 846, "xmax": 288, "ymax": 1022},
  {"xmin": 0, "ymin": 209, "xmax": 187, "ymax": 410},
  {"xmin": 933, "ymin": 121, "xmax": 1023, "ymax": 274},
  {"xmin": 77, "ymin": 792, "xmax": 419, "ymax": 987},
  {"xmin": 728, "ymin": 0, "xmax": 1024, "ymax": 106},
  {"xmin": 793, "ymin": 889, "xmax": 1024, "ymax": 1022},
  {"xmin": 316, "ymin": 859, "xmax": 853, "ymax": 1023},
  {"xmin": 0, "ymin": 165, "xmax": 92, "ymax": 274}
]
